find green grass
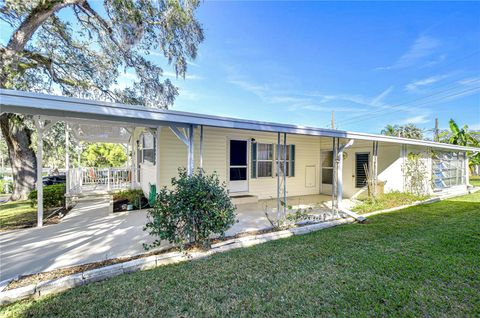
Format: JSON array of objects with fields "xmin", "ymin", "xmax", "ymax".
[
  {"xmin": 471, "ymin": 175, "xmax": 480, "ymax": 187},
  {"xmin": 2, "ymin": 192, "xmax": 480, "ymax": 317},
  {"xmin": 0, "ymin": 200, "xmax": 37, "ymax": 231},
  {"xmin": 352, "ymin": 191, "xmax": 429, "ymax": 213}
]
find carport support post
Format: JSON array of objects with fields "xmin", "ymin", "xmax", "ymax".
[
  {"xmin": 277, "ymin": 132, "xmax": 281, "ymax": 222},
  {"xmin": 65, "ymin": 122, "xmax": 70, "ymax": 195},
  {"xmin": 337, "ymin": 139, "xmax": 354, "ymax": 210},
  {"xmin": 372, "ymin": 141, "xmax": 379, "ymax": 197},
  {"xmin": 332, "ymin": 138, "xmax": 338, "ymax": 210},
  {"xmin": 34, "ymin": 118, "xmax": 44, "ymax": 227},
  {"xmin": 283, "ymin": 132, "xmax": 287, "ymax": 218},
  {"xmin": 199, "ymin": 125, "xmax": 204, "ymax": 172},
  {"xmin": 155, "ymin": 127, "xmax": 161, "ymax": 192},
  {"xmin": 187, "ymin": 125, "xmax": 194, "ymax": 176}
]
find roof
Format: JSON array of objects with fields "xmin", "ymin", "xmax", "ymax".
[{"xmin": 1, "ymin": 89, "xmax": 478, "ymax": 152}]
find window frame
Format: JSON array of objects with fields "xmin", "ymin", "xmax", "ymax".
[
  {"xmin": 256, "ymin": 143, "xmax": 274, "ymax": 178},
  {"xmin": 140, "ymin": 132, "xmax": 156, "ymax": 165},
  {"xmin": 321, "ymin": 150, "xmax": 334, "ymax": 185}
]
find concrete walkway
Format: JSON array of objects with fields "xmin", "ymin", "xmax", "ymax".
[
  {"xmin": 0, "ymin": 199, "xmax": 275, "ymax": 281},
  {"xmin": 0, "ymin": 194, "xmax": 340, "ymax": 281},
  {"xmin": 0, "ymin": 199, "xmax": 156, "ymax": 281}
]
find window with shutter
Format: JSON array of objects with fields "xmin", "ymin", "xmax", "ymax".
[{"xmin": 355, "ymin": 153, "xmax": 369, "ymax": 188}]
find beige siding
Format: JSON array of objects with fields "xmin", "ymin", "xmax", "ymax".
[{"xmin": 157, "ymin": 127, "xmax": 321, "ymax": 199}]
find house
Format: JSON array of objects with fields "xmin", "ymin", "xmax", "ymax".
[{"xmin": 1, "ymin": 89, "xmax": 477, "ymax": 227}]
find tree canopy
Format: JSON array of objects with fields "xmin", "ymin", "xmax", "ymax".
[
  {"xmin": 0, "ymin": 0, "xmax": 204, "ymax": 200},
  {"xmin": 381, "ymin": 123, "xmax": 424, "ymax": 140}
]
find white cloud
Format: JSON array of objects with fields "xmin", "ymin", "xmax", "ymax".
[
  {"xmin": 376, "ymin": 35, "xmax": 440, "ymax": 70},
  {"xmin": 405, "ymin": 74, "xmax": 449, "ymax": 92},
  {"xmin": 400, "ymin": 114, "xmax": 430, "ymax": 125}
]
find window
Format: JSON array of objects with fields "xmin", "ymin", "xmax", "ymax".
[
  {"xmin": 355, "ymin": 153, "xmax": 369, "ymax": 188},
  {"xmin": 257, "ymin": 143, "xmax": 274, "ymax": 177},
  {"xmin": 276, "ymin": 144, "xmax": 295, "ymax": 177},
  {"xmin": 251, "ymin": 143, "xmax": 295, "ymax": 178},
  {"xmin": 432, "ymin": 151, "xmax": 466, "ymax": 189},
  {"xmin": 321, "ymin": 151, "xmax": 333, "ymax": 184},
  {"xmin": 141, "ymin": 132, "xmax": 156, "ymax": 165}
]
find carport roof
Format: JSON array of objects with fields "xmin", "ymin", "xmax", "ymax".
[{"xmin": 1, "ymin": 89, "xmax": 478, "ymax": 152}]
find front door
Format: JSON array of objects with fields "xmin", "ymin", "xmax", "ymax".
[{"xmin": 229, "ymin": 140, "xmax": 248, "ymax": 193}]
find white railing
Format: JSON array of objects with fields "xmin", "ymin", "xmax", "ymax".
[{"xmin": 67, "ymin": 167, "xmax": 139, "ymax": 194}]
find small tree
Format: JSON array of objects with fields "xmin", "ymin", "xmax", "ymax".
[
  {"xmin": 403, "ymin": 152, "xmax": 428, "ymax": 196},
  {"xmin": 144, "ymin": 168, "xmax": 236, "ymax": 250}
]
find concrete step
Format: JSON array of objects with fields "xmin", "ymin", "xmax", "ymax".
[{"xmin": 230, "ymin": 195, "xmax": 258, "ymax": 205}]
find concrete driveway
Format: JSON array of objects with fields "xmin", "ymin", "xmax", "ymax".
[
  {"xmin": 0, "ymin": 198, "xmax": 274, "ymax": 282},
  {"xmin": 0, "ymin": 194, "xmax": 337, "ymax": 282},
  {"xmin": 0, "ymin": 199, "xmax": 157, "ymax": 282}
]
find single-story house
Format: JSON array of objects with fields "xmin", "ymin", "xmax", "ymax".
[{"xmin": 1, "ymin": 89, "xmax": 478, "ymax": 227}]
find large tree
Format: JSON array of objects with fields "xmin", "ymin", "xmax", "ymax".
[{"xmin": 0, "ymin": 0, "xmax": 204, "ymax": 200}]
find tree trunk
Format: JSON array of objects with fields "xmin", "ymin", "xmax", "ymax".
[{"xmin": 0, "ymin": 114, "xmax": 37, "ymax": 200}]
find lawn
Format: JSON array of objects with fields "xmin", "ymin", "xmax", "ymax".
[
  {"xmin": 471, "ymin": 175, "xmax": 480, "ymax": 187},
  {"xmin": 2, "ymin": 192, "xmax": 479, "ymax": 317},
  {"xmin": 352, "ymin": 191, "xmax": 429, "ymax": 213},
  {"xmin": 0, "ymin": 201, "xmax": 37, "ymax": 231}
]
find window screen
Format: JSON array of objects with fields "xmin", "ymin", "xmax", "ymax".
[{"xmin": 355, "ymin": 153, "xmax": 369, "ymax": 188}]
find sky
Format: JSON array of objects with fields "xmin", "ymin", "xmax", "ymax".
[{"xmin": 2, "ymin": 1, "xmax": 480, "ymax": 137}]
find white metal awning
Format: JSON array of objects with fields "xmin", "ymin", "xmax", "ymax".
[{"xmin": 1, "ymin": 89, "xmax": 478, "ymax": 152}]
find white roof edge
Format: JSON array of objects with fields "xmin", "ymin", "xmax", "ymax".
[{"xmin": 1, "ymin": 89, "xmax": 478, "ymax": 152}]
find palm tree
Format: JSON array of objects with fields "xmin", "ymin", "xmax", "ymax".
[
  {"xmin": 381, "ymin": 123, "xmax": 423, "ymax": 139},
  {"xmin": 381, "ymin": 124, "xmax": 399, "ymax": 137},
  {"xmin": 442, "ymin": 119, "xmax": 480, "ymax": 174}
]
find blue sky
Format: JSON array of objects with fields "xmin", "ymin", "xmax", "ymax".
[
  {"xmin": 165, "ymin": 1, "xmax": 480, "ymax": 136},
  {"xmin": 2, "ymin": 1, "xmax": 479, "ymax": 136}
]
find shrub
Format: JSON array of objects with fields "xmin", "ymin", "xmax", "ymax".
[
  {"xmin": 29, "ymin": 184, "xmax": 66, "ymax": 209},
  {"xmin": 0, "ymin": 179, "xmax": 13, "ymax": 194},
  {"xmin": 113, "ymin": 189, "xmax": 144, "ymax": 204},
  {"xmin": 144, "ymin": 168, "xmax": 236, "ymax": 250}
]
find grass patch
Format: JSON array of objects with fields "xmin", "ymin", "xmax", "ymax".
[
  {"xmin": 470, "ymin": 175, "xmax": 480, "ymax": 187},
  {"xmin": 1, "ymin": 192, "xmax": 480, "ymax": 317},
  {"xmin": 0, "ymin": 201, "xmax": 37, "ymax": 231},
  {"xmin": 352, "ymin": 191, "xmax": 429, "ymax": 213}
]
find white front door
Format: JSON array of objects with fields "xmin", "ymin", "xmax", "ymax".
[{"xmin": 228, "ymin": 140, "xmax": 248, "ymax": 193}]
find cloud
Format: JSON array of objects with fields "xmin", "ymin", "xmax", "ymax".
[
  {"xmin": 405, "ymin": 74, "xmax": 449, "ymax": 92},
  {"xmin": 376, "ymin": 35, "xmax": 440, "ymax": 70},
  {"xmin": 400, "ymin": 114, "xmax": 430, "ymax": 125}
]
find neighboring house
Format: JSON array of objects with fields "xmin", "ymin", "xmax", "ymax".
[{"xmin": 1, "ymin": 89, "xmax": 477, "ymax": 226}]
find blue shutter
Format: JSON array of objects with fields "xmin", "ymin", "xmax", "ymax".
[{"xmin": 251, "ymin": 142, "xmax": 257, "ymax": 178}]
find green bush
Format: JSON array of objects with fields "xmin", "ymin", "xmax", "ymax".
[
  {"xmin": 29, "ymin": 184, "xmax": 66, "ymax": 210},
  {"xmin": 144, "ymin": 168, "xmax": 236, "ymax": 250},
  {"xmin": 113, "ymin": 189, "xmax": 144, "ymax": 205},
  {"xmin": 0, "ymin": 179, "xmax": 13, "ymax": 194}
]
